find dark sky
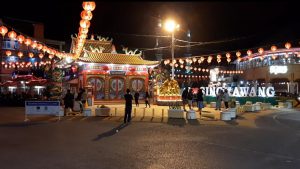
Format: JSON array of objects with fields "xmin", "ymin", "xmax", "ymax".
[{"xmin": 1, "ymin": 1, "xmax": 300, "ymax": 60}]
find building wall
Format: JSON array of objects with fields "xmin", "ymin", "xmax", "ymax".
[{"xmin": 241, "ymin": 65, "xmax": 300, "ymax": 82}]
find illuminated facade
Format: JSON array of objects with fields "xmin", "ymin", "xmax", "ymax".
[{"xmin": 70, "ymin": 36, "xmax": 159, "ymax": 102}]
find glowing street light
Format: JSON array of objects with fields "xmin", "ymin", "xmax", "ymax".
[{"xmin": 163, "ymin": 19, "xmax": 180, "ymax": 80}]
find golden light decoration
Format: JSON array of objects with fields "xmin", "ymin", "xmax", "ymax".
[
  {"xmin": 180, "ymin": 65, "xmax": 184, "ymax": 68},
  {"xmin": 206, "ymin": 69, "xmax": 209, "ymax": 72},
  {"xmin": 42, "ymin": 46, "xmax": 48, "ymax": 53},
  {"xmin": 17, "ymin": 35, "xmax": 25, "ymax": 43},
  {"xmin": 194, "ymin": 67, "xmax": 197, "ymax": 71},
  {"xmin": 217, "ymin": 58, "xmax": 221, "ymax": 63},
  {"xmin": 172, "ymin": 59, "xmax": 177, "ymax": 64},
  {"xmin": 24, "ymin": 38, "xmax": 32, "ymax": 46},
  {"xmin": 217, "ymin": 54, "xmax": 222, "ymax": 59},
  {"xmin": 197, "ymin": 59, "xmax": 202, "ymax": 64},
  {"xmin": 28, "ymin": 52, "xmax": 34, "ymax": 58},
  {"xmin": 80, "ymin": 20, "xmax": 90, "ymax": 28},
  {"xmin": 38, "ymin": 53, "xmax": 44, "ymax": 59},
  {"xmin": 179, "ymin": 59, "xmax": 183, "ymax": 64},
  {"xmin": 8, "ymin": 30, "xmax": 17, "ymax": 40},
  {"xmin": 285, "ymin": 42, "xmax": 291, "ymax": 49},
  {"xmin": 284, "ymin": 53, "xmax": 289, "ymax": 58},
  {"xmin": 236, "ymin": 51, "xmax": 241, "ymax": 57},
  {"xmin": 49, "ymin": 54, "xmax": 54, "ymax": 59},
  {"xmin": 5, "ymin": 50, "xmax": 12, "ymax": 56},
  {"xmin": 200, "ymin": 56, "xmax": 205, "ymax": 62},
  {"xmin": 81, "ymin": 10, "xmax": 93, "ymax": 20},
  {"xmin": 247, "ymin": 50, "xmax": 252, "ymax": 56},
  {"xmin": 17, "ymin": 52, "xmax": 23, "ymax": 58},
  {"xmin": 82, "ymin": 1, "xmax": 96, "ymax": 11},
  {"xmin": 175, "ymin": 63, "xmax": 178, "ymax": 67},
  {"xmin": 227, "ymin": 58, "xmax": 231, "ymax": 63},
  {"xmin": 79, "ymin": 27, "xmax": 89, "ymax": 34},
  {"xmin": 0, "ymin": 26, "xmax": 8, "ymax": 37},
  {"xmin": 198, "ymin": 68, "xmax": 201, "ymax": 71},
  {"xmin": 271, "ymin": 45, "xmax": 277, "ymax": 51}
]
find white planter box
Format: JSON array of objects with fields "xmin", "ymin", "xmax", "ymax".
[
  {"xmin": 168, "ymin": 109, "xmax": 185, "ymax": 118},
  {"xmin": 95, "ymin": 108, "xmax": 110, "ymax": 116},
  {"xmin": 83, "ymin": 108, "xmax": 92, "ymax": 116},
  {"xmin": 186, "ymin": 110, "xmax": 196, "ymax": 119},
  {"xmin": 221, "ymin": 111, "xmax": 231, "ymax": 121},
  {"xmin": 210, "ymin": 102, "xmax": 216, "ymax": 108},
  {"xmin": 244, "ymin": 105, "xmax": 255, "ymax": 112}
]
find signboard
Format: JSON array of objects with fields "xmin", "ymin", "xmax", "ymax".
[
  {"xmin": 110, "ymin": 71, "xmax": 126, "ymax": 75},
  {"xmin": 199, "ymin": 86, "xmax": 275, "ymax": 97},
  {"xmin": 25, "ymin": 101, "xmax": 61, "ymax": 116},
  {"xmin": 270, "ymin": 65, "xmax": 288, "ymax": 74}
]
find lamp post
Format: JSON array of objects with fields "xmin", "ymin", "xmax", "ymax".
[{"xmin": 164, "ymin": 19, "xmax": 180, "ymax": 80}]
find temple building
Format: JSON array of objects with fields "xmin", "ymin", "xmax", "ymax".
[{"xmin": 69, "ymin": 35, "xmax": 159, "ymax": 102}]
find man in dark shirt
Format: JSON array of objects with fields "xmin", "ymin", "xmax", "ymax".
[{"xmin": 124, "ymin": 89, "xmax": 133, "ymax": 123}]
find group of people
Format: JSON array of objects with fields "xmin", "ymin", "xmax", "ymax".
[
  {"xmin": 124, "ymin": 89, "xmax": 151, "ymax": 123},
  {"xmin": 63, "ymin": 88, "xmax": 87, "ymax": 115},
  {"xmin": 181, "ymin": 88, "xmax": 204, "ymax": 115},
  {"xmin": 215, "ymin": 89, "xmax": 230, "ymax": 110}
]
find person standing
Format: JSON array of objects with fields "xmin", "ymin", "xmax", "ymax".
[
  {"xmin": 197, "ymin": 88, "xmax": 204, "ymax": 115},
  {"xmin": 181, "ymin": 87, "xmax": 188, "ymax": 111},
  {"xmin": 76, "ymin": 88, "xmax": 83, "ymax": 113},
  {"xmin": 63, "ymin": 89, "xmax": 74, "ymax": 116},
  {"xmin": 145, "ymin": 91, "xmax": 150, "ymax": 108},
  {"xmin": 187, "ymin": 88, "xmax": 194, "ymax": 110},
  {"xmin": 223, "ymin": 89, "xmax": 230, "ymax": 110},
  {"xmin": 124, "ymin": 89, "xmax": 133, "ymax": 123},
  {"xmin": 216, "ymin": 90, "xmax": 223, "ymax": 111},
  {"xmin": 134, "ymin": 91, "xmax": 140, "ymax": 107},
  {"xmin": 81, "ymin": 89, "xmax": 87, "ymax": 108}
]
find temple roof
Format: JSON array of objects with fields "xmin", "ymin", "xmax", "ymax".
[
  {"xmin": 77, "ymin": 52, "xmax": 159, "ymax": 66},
  {"xmin": 71, "ymin": 38, "xmax": 113, "ymax": 53}
]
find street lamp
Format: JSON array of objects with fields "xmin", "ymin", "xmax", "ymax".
[{"xmin": 164, "ymin": 19, "xmax": 180, "ymax": 80}]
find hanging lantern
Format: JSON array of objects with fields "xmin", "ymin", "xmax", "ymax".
[
  {"xmin": 237, "ymin": 57, "xmax": 242, "ymax": 62},
  {"xmin": 0, "ymin": 26, "xmax": 8, "ymax": 37},
  {"xmin": 285, "ymin": 42, "xmax": 291, "ymax": 49},
  {"xmin": 5, "ymin": 50, "xmax": 12, "ymax": 56},
  {"xmin": 31, "ymin": 41, "xmax": 37, "ymax": 49},
  {"xmin": 258, "ymin": 48, "xmax": 264, "ymax": 54},
  {"xmin": 29, "ymin": 53, "xmax": 34, "ymax": 58},
  {"xmin": 17, "ymin": 52, "xmax": 23, "ymax": 58},
  {"xmin": 227, "ymin": 58, "xmax": 231, "ymax": 63},
  {"xmin": 175, "ymin": 63, "xmax": 178, "ymax": 67},
  {"xmin": 194, "ymin": 67, "xmax": 197, "ymax": 71},
  {"xmin": 82, "ymin": 1, "xmax": 96, "ymax": 11},
  {"xmin": 17, "ymin": 35, "xmax": 25, "ymax": 43},
  {"xmin": 37, "ymin": 44, "xmax": 43, "ymax": 50},
  {"xmin": 198, "ymin": 68, "xmax": 201, "ymax": 71},
  {"xmin": 206, "ymin": 69, "xmax": 209, "ymax": 72},
  {"xmin": 271, "ymin": 45, "xmax": 277, "ymax": 51},
  {"xmin": 8, "ymin": 30, "xmax": 17, "ymax": 40},
  {"xmin": 217, "ymin": 58, "xmax": 221, "ymax": 63},
  {"xmin": 226, "ymin": 53, "xmax": 231, "ymax": 58},
  {"xmin": 200, "ymin": 56, "xmax": 205, "ymax": 62},
  {"xmin": 81, "ymin": 10, "xmax": 93, "ymax": 20},
  {"xmin": 80, "ymin": 20, "xmax": 90, "ymax": 28},
  {"xmin": 197, "ymin": 59, "xmax": 202, "ymax": 64},
  {"xmin": 207, "ymin": 56, "xmax": 212, "ymax": 63},
  {"xmin": 24, "ymin": 38, "xmax": 32, "ymax": 46},
  {"xmin": 79, "ymin": 27, "xmax": 89, "ymax": 34},
  {"xmin": 39, "ymin": 53, "xmax": 44, "ymax": 59},
  {"xmin": 49, "ymin": 54, "xmax": 54, "ymax": 59},
  {"xmin": 247, "ymin": 50, "xmax": 252, "ymax": 56},
  {"xmin": 42, "ymin": 46, "xmax": 48, "ymax": 53},
  {"xmin": 193, "ymin": 58, "xmax": 197, "ymax": 62},
  {"xmin": 271, "ymin": 55, "xmax": 277, "ymax": 60},
  {"xmin": 172, "ymin": 59, "xmax": 177, "ymax": 64},
  {"xmin": 180, "ymin": 64, "xmax": 184, "ymax": 68},
  {"xmin": 217, "ymin": 54, "xmax": 222, "ymax": 59},
  {"xmin": 236, "ymin": 51, "xmax": 241, "ymax": 57}
]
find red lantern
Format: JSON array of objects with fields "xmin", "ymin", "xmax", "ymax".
[
  {"xmin": 102, "ymin": 65, "xmax": 109, "ymax": 71},
  {"xmin": 271, "ymin": 45, "xmax": 277, "ymax": 51},
  {"xmin": 17, "ymin": 52, "xmax": 23, "ymax": 58},
  {"xmin": 24, "ymin": 38, "xmax": 32, "ymax": 46},
  {"xmin": 258, "ymin": 48, "xmax": 264, "ymax": 54},
  {"xmin": 37, "ymin": 44, "xmax": 43, "ymax": 50},
  {"xmin": 29, "ymin": 53, "xmax": 34, "ymax": 58},
  {"xmin": 5, "ymin": 50, "xmax": 12, "ymax": 56},
  {"xmin": 0, "ymin": 26, "xmax": 8, "ymax": 37},
  {"xmin": 80, "ymin": 20, "xmax": 90, "ymax": 28},
  {"xmin": 285, "ymin": 42, "xmax": 291, "ymax": 49},
  {"xmin": 17, "ymin": 35, "xmax": 25, "ymax": 43},
  {"xmin": 236, "ymin": 51, "xmax": 241, "ymax": 57},
  {"xmin": 81, "ymin": 10, "xmax": 93, "ymax": 20},
  {"xmin": 38, "ymin": 53, "xmax": 44, "ymax": 59},
  {"xmin": 79, "ymin": 27, "xmax": 89, "ymax": 34},
  {"xmin": 31, "ymin": 41, "xmax": 37, "ymax": 49},
  {"xmin": 247, "ymin": 50, "xmax": 252, "ymax": 56},
  {"xmin": 8, "ymin": 31, "xmax": 17, "ymax": 40},
  {"xmin": 82, "ymin": 1, "xmax": 96, "ymax": 11}
]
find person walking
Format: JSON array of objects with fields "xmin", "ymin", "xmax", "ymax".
[
  {"xmin": 63, "ymin": 89, "xmax": 74, "ymax": 116},
  {"xmin": 134, "ymin": 91, "xmax": 140, "ymax": 107},
  {"xmin": 197, "ymin": 88, "xmax": 204, "ymax": 115},
  {"xmin": 181, "ymin": 87, "xmax": 188, "ymax": 111},
  {"xmin": 124, "ymin": 89, "xmax": 133, "ymax": 123},
  {"xmin": 187, "ymin": 88, "xmax": 194, "ymax": 110},
  {"xmin": 223, "ymin": 89, "xmax": 230, "ymax": 110},
  {"xmin": 216, "ymin": 90, "xmax": 223, "ymax": 111},
  {"xmin": 145, "ymin": 91, "xmax": 150, "ymax": 108}
]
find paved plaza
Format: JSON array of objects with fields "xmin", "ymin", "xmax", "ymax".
[{"xmin": 0, "ymin": 107, "xmax": 300, "ymax": 169}]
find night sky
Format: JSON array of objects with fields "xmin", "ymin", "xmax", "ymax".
[{"xmin": 1, "ymin": 1, "xmax": 300, "ymax": 60}]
